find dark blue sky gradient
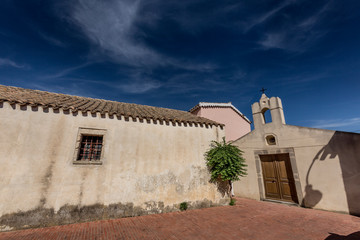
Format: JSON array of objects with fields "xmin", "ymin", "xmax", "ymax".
[{"xmin": 1, "ymin": 0, "xmax": 360, "ymax": 132}]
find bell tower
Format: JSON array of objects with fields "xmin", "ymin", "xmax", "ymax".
[{"xmin": 252, "ymin": 92, "xmax": 285, "ymax": 129}]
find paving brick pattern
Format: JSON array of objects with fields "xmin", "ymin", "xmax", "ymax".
[{"xmin": 1, "ymin": 198, "xmax": 360, "ymax": 240}]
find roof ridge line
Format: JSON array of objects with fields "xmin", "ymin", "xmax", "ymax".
[
  {"xmin": 0, "ymin": 84, "xmax": 224, "ymax": 127},
  {"xmin": 189, "ymin": 101, "xmax": 251, "ymax": 123}
]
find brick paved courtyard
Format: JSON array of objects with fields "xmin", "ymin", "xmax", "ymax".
[{"xmin": 1, "ymin": 198, "xmax": 359, "ymax": 240}]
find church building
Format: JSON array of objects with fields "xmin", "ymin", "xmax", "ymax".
[{"xmin": 233, "ymin": 93, "xmax": 360, "ymax": 216}]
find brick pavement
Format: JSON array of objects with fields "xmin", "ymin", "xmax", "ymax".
[{"xmin": 1, "ymin": 198, "xmax": 360, "ymax": 240}]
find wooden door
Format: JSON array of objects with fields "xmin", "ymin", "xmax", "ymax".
[{"xmin": 260, "ymin": 154, "xmax": 298, "ymax": 203}]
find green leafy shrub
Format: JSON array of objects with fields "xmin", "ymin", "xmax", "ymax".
[
  {"xmin": 180, "ymin": 202, "xmax": 188, "ymax": 211},
  {"xmin": 205, "ymin": 137, "xmax": 247, "ymax": 196},
  {"xmin": 229, "ymin": 198, "xmax": 236, "ymax": 206}
]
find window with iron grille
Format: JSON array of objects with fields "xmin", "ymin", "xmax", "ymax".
[
  {"xmin": 77, "ymin": 135, "xmax": 103, "ymax": 161},
  {"xmin": 73, "ymin": 128, "xmax": 106, "ymax": 165}
]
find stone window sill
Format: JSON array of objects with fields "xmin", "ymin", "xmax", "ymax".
[{"xmin": 73, "ymin": 161, "xmax": 103, "ymax": 165}]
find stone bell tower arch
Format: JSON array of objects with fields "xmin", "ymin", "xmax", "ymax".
[{"xmin": 252, "ymin": 93, "xmax": 286, "ymax": 129}]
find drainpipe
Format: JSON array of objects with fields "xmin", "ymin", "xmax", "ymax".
[{"xmin": 231, "ymin": 181, "xmax": 234, "ymax": 197}]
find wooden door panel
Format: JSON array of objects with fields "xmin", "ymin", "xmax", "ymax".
[
  {"xmin": 276, "ymin": 154, "xmax": 298, "ymax": 202},
  {"xmin": 260, "ymin": 154, "xmax": 298, "ymax": 203},
  {"xmin": 260, "ymin": 155, "xmax": 281, "ymax": 200},
  {"xmin": 276, "ymin": 158, "xmax": 289, "ymax": 179},
  {"xmin": 279, "ymin": 182, "xmax": 293, "ymax": 200},
  {"xmin": 264, "ymin": 181, "xmax": 281, "ymax": 199},
  {"xmin": 276, "ymin": 154, "xmax": 294, "ymax": 180},
  {"xmin": 262, "ymin": 160, "xmax": 277, "ymax": 178}
]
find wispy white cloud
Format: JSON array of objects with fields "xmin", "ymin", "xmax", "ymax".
[
  {"xmin": 63, "ymin": 0, "xmax": 217, "ymax": 71},
  {"xmin": 39, "ymin": 68, "xmax": 163, "ymax": 94},
  {"xmin": 258, "ymin": 1, "xmax": 332, "ymax": 52},
  {"xmin": 140, "ymin": 0, "xmax": 330, "ymax": 54},
  {"xmin": 280, "ymin": 74, "xmax": 328, "ymax": 86},
  {"xmin": 106, "ymin": 69, "xmax": 163, "ymax": 94},
  {"xmin": 117, "ymin": 80, "xmax": 162, "ymax": 94},
  {"xmin": 259, "ymin": 33, "xmax": 287, "ymax": 50},
  {"xmin": 171, "ymin": 61, "xmax": 217, "ymax": 72},
  {"xmin": 30, "ymin": 82, "xmax": 101, "ymax": 99},
  {"xmin": 244, "ymin": 0, "xmax": 295, "ymax": 32},
  {"xmin": 162, "ymin": 68, "xmax": 250, "ymax": 94},
  {"xmin": 311, "ymin": 118, "xmax": 360, "ymax": 129},
  {"xmin": 68, "ymin": 0, "xmax": 161, "ymax": 67},
  {"xmin": 38, "ymin": 32, "xmax": 66, "ymax": 48},
  {"xmin": 40, "ymin": 62, "xmax": 93, "ymax": 79},
  {"xmin": 0, "ymin": 58, "xmax": 28, "ymax": 69},
  {"xmin": 258, "ymin": 30, "xmax": 327, "ymax": 52},
  {"xmin": 298, "ymin": 2, "xmax": 331, "ymax": 28}
]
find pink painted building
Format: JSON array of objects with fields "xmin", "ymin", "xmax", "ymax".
[{"xmin": 190, "ymin": 102, "xmax": 251, "ymax": 141}]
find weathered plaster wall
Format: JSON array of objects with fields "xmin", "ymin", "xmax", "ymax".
[
  {"xmin": 193, "ymin": 107, "xmax": 250, "ymax": 141},
  {"xmin": 0, "ymin": 102, "xmax": 226, "ymax": 231},
  {"xmin": 233, "ymin": 122, "xmax": 360, "ymax": 215}
]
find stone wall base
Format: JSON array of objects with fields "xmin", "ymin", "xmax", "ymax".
[{"xmin": 0, "ymin": 198, "xmax": 229, "ymax": 232}]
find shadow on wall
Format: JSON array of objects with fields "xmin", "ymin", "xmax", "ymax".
[
  {"xmin": 302, "ymin": 131, "xmax": 360, "ymax": 216},
  {"xmin": 212, "ymin": 179, "xmax": 230, "ymax": 197},
  {"xmin": 324, "ymin": 231, "xmax": 360, "ymax": 240},
  {"xmin": 302, "ymin": 148, "xmax": 324, "ymax": 208},
  {"xmin": 206, "ymin": 161, "xmax": 231, "ymax": 197}
]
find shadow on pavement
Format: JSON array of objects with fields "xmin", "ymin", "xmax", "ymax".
[{"xmin": 324, "ymin": 231, "xmax": 360, "ymax": 240}]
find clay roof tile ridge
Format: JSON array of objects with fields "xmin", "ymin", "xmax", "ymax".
[{"xmin": 0, "ymin": 84, "xmax": 224, "ymax": 127}]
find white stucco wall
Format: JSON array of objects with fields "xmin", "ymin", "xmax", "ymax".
[
  {"xmin": 0, "ymin": 102, "xmax": 226, "ymax": 229},
  {"xmin": 233, "ymin": 122, "xmax": 360, "ymax": 215},
  {"xmin": 232, "ymin": 94, "xmax": 360, "ymax": 216}
]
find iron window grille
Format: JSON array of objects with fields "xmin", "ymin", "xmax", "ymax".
[{"xmin": 77, "ymin": 135, "xmax": 103, "ymax": 161}]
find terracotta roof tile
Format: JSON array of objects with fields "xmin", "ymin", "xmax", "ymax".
[{"xmin": 0, "ymin": 85, "xmax": 223, "ymax": 127}]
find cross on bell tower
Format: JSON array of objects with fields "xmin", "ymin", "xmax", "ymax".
[{"xmin": 260, "ymin": 87, "xmax": 267, "ymax": 94}]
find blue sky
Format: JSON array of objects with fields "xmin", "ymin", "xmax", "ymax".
[{"xmin": 0, "ymin": 0, "xmax": 359, "ymax": 132}]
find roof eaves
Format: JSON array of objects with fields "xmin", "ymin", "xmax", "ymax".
[
  {"xmin": 189, "ymin": 102, "xmax": 251, "ymax": 124},
  {"xmin": 0, "ymin": 85, "xmax": 224, "ymax": 128}
]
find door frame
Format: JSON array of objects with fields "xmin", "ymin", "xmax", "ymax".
[{"xmin": 254, "ymin": 148, "xmax": 303, "ymax": 205}]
